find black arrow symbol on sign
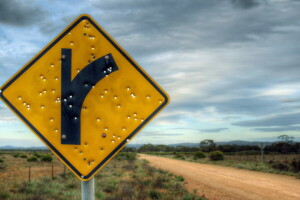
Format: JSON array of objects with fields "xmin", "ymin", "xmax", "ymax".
[{"xmin": 61, "ymin": 48, "xmax": 119, "ymax": 145}]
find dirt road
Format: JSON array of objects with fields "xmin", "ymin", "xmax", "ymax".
[{"xmin": 139, "ymin": 154, "xmax": 300, "ymax": 200}]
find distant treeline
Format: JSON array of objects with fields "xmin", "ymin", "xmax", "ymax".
[{"xmin": 123, "ymin": 142, "xmax": 300, "ymax": 154}]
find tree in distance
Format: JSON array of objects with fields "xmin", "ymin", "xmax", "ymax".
[{"xmin": 200, "ymin": 139, "xmax": 216, "ymax": 152}]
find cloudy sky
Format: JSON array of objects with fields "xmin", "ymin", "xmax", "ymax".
[{"xmin": 0, "ymin": 0, "xmax": 300, "ymax": 147}]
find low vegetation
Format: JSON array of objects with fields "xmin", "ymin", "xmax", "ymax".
[
  {"xmin": 27, "ymin": 156, "xmax": 38, "ymax": 162},
  {"xmin": 20, "ymin": 154, "xmax": 27, "ymax": 158},
  {"xmin": 193, "ymin": 151, "xmax": 206, "ymax": 159},
  {"xmin": 209, "ymin": 151, "xmax": 224, "ymax": 161},
  {"xmin": 0, "ymin": 150, "xmax": 205, "ymax": 200},
  {"xmin": 41, "ymin": 154, "xmax": 53, "ymax": 162},
  {"xmin": 33, "ymin": 152, "xmax": 42, "ymax": 158}
]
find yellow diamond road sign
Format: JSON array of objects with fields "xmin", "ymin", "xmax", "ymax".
[{"xmin": 0, "ymin": 14, "xmax": 169, "ymax": 180}]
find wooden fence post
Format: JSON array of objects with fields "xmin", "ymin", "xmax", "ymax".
[
  {"xmin": 52, "ymin": 162, "xmax": 54, "ymax": 179},
  {"xmin": 28, "ymin": 166, "xmax": 31, "ymax": 182}
]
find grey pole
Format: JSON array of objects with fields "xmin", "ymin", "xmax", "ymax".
[
  {"xmin": 81, "ymin": 177, "xmax": 95, "ymax": 200},
  {"xmin": 259, "ymin": 143, "xmax": 266, "ymax": 164}
]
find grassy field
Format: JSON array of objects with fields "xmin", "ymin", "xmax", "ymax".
[
  {"xmin": 143, "ymin": 152, "xmax": 300, "ymax": 178},
  {"xmin": 0, "ymin": 151, "xmax": 204, "ymax": 200}
]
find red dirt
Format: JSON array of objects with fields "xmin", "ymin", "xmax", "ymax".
[{"xmin": 139, "ymin": 154, "xmax": 300, "ymax": 200}]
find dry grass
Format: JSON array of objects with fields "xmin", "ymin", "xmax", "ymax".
[{"xmin": 0, "ymin": 151, "xmax": 205, "ymax": 200}]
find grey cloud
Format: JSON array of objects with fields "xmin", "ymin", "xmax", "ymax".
[
  {"xmin": 88, "ymin": 0, "xmax": 300, "ymax": 59},
  {"xmin": 201, "ymin": 128, "xmax": 229, "ymax": 133},
  {"xmin": 38, "ymin": 15, "xmax": 78, "ymax": 35},
  {"xmin": 232, "ymin": 112, "xmax": 300, "ymax": 127},
  {"xmin": 212, "ymin": 96, "xmax": 289, "ymax": 116},
  {"xmin": 167, "ymin": 94, "xmax": 298, "ymax": 119},
  {"xmin": 251, "ymin": 126, "xmax": 300, "ymax": 132},
  {"xmin": 231, "ymin": 0, "xmax": 262, "ymax": 9},
  {"xmin": 0, "ymin": 1, "xmax": 45, "ymax": 26}
]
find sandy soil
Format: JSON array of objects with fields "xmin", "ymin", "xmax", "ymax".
[{"xmin": 139, "ymin": 154, "xmax": 300, "ymax": 200}]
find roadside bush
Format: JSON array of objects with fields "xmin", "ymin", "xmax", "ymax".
[
  {"xmin": 291, "ymin": 158, "xmax": 300, "ymax": 172},
  {"xmin": 194, "ymin": 151, "xmax": 206, "ymax": 159},
  {"xmin": 175, "ymin": 175, "xmax": 185, "ymax": 182},
  {"xmin": 33, "ymin": 153, "xmax": 42, "ymax": 158},
  {"xmin": 125, "ymin": 152, "xmax": 136, "ymax": 160},
  {"xmin": 173, "ymin": 152, "xmax": 184, "ymax": 159},
  {"xmin": 209, "ymin": 150, "xmax": 224, "ymax": 161},
  {"xmin": 272, "ymin": 162, "xmax": 289, "ymax": 171},
  {"xmin": 20, "ymin": 154, "xmax": 27, "ymax": 158},
  {"xmin": 41, "ymin": 154, "xmax": 53, "ymax": 162},
  {"xmin": 116, "ymin": 152, "xmax": 137, "ymax": 160},
  {"xmin": 27, "ymin": 156, "xmax": 38, "ymax": 162}
]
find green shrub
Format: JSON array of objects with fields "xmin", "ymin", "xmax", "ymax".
[
  {"xmin": 33, "ymin": 153, "xmax": 42, "ymax": 158},
  {"xmin": 209, "ymin": 150, "xmax": 224, "ymax": 161},
  {"xmin": 41, "ymin": 154, "xmax": 53, "ymax": 162},
  {"xmin": 27, "ymin": 156, "xmax": 38, "ymax": 162},
  {"xmin": 194, "ymin": 151, "xmax": 206, "ymax": 159},
  {"xmin": 272, "ymin": 162, "xmax": 289, "ymax": 171},
  {"xmin": 20, "ymin": 154, "xmax": 27, "ymax": 158},
  {"xmin": 291, "ymin": 158, "xmax": 300, "ymax": 172},
  {"xmin": 115, "ymin": 152, "xmax": 137, "ymax": 160},
  {"xmin": 13, "ymin": 153, "xmax": 19, "ymax": 157},
  {"xmin": 0, "ymin": 158, "xmax": 4, "ymax": 163},
  {"xmin": 125, "ymin": 152, "xmax": 137, "ymax": 160},
  {"xmin": 175, "ymin": 175, "xmax": 185, "ymax": 182},
  {"xmin": 174, "ymin": 152, "xmax": 184, "ymax": 159}
]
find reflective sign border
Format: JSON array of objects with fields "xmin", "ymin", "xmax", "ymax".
[{"xmin": 0, "ymin": 14, "xmax": 169, "ymax": 181}]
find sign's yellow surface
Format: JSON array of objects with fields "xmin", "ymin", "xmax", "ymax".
[{"xmin": 0, "ymin": 14, "xmax": 169, "ymax": 180}]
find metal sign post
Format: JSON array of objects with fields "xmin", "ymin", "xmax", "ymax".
[
  {"xmin": 82, "ymin": 177, "xmax": 95, "ymax": 200},
  {"xmin": 258, "ymin": 142, "xmax": 266, "ymax": 164}
]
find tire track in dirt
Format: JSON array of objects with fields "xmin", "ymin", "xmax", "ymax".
[{"xmin": 139, "ymin": 154, "xmax": 300, "ymax": 200}]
